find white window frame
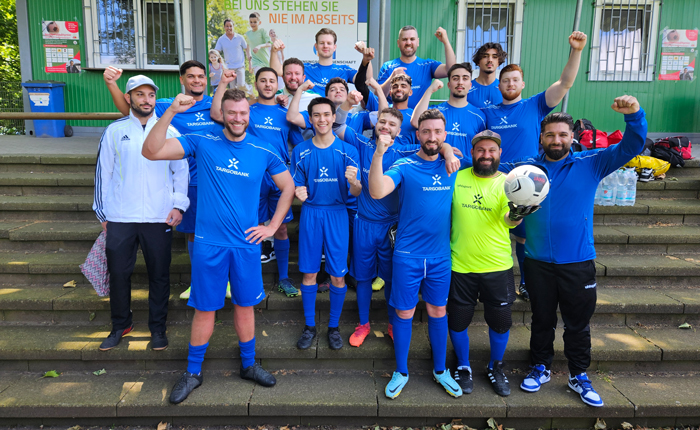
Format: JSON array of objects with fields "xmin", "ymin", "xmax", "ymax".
[
  {"xmin": 588, "ymin": 0, "xmax": 661, "ymax": 82},
  {"xmin": 455, "ymin": 0, "xmax": 524, "ymax": 79},
  {"xmin": 83, "ymin": 0, "xmax": 192, "ymax": 70}
]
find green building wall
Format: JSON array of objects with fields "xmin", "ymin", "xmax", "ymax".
[{"xmin": 389, "ymin": 0, "xmax": 700, "ymax": 133}]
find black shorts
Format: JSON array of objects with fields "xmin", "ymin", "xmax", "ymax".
[{"xmin": 449, "ymin": 268, "xmax": 516, "ymax": 308}]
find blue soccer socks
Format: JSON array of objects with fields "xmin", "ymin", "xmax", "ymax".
[
  {"xmin": 328, "ymin": 284, "xmax": 347, "ymax": 328},
  {"xmin": 449, "ymin": 327, "xmax": 471, "ymax": 369},
  {"xmin": 274, "ymin": 238, "xmax": 290, "ymax": 280},
  {"xmin": 300, "ymin": 283, "xmax": 318, "ymax": 327},
  {"xmin": 186, "ymin": 342, "xmax": 209, "ymax": 375},
  {"xmin": 393, "ymin": 315, "xmax": 413, "ymax": 374},
  {"xmin": 239, "ymin": 337, "xmax": 256, "ymax": 369},
  {"xmin": 428, "ymin": 315, "xmax": 448, "ymax": 373},
  {"xmin": 356, "ymin": 280, "xmax": 372, "ymax": 325},
  {"xmin": 488, "ymin": 328, "xmax": 510, "ymax": 369}
]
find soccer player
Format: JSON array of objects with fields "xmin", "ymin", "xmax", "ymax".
[
  {"xmin": 411, "ymin": 64, "xmax": 486, "ymax": 156},
  {"xmin": 449, "ymin": 130, "xmax": 538, "ymax": 397},
  {"xmin": 142, "ymin": 89, "xmax": 295, "ymax": 403},
  {"xmin": 502, "ymin": 96, "xmax": 647, "ymax": 407},
  {"xmin": 275, "ymin": 58, "xmax": 320, "ymax": 112},
  {"xmin": 482, "ymin": 31, "xmax": 587, "ymax": 301},
  {"xmin": 211, "ymin": 67, "xmax": 298, "ymax": 297},
  {"xmin": 377, "ymin": 25, "xmax": 456, "ymax": 108},
  {"xmin": 292, "ymin": 97, "xmax": 361, "ymax": 351},
  {"xmin": 215, "ymin": 19, "xmax": 251, "ymax": 89},
  {"xmin": 368, "ymin": 109, "xmax": 463, "ymax": 399},
  {"xmin": 103, "ymin": 61, "xmax": 220, "ymax": 301},
  {"xmin": 467, "ymin": 43, "xmax": 507, "ymax": 108},
  {"xmin": 94, "ymin": 75, "xmax": 189, "ymax": 352}
]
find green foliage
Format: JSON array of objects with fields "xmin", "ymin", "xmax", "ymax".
[{"xmin": 0, "ymin": 0, "xmax": 20, "ymax": 82}]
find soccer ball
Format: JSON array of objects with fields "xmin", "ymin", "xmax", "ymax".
[{"xmin": 504, "ymin": 165, "xmax": 550, "ymax": 206}]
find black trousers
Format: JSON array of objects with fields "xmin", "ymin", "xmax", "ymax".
[
  {"xmin": 524, "ymin": 258, "xmax": 597, "ymax": 375},
  {"xmin": 105, "ymin": 222, "xmax": 172, "ymax": 333}
]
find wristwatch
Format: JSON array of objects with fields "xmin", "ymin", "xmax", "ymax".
[{"xmin": 177, "ymin": 208, "xmax": 185, "ymax": 214}]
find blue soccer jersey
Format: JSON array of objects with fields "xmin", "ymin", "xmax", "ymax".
[
  {"xmin": 378, "ymin": 57, "xmax": 441, "ymax": 109},
  {"xmin": 467, "ymin": 79, "xmax": 503, "ymax": 108},
  {"xmin": 177, "ymin": 129, "xmax": 286, "ymax": 248},
  {"xmin": 304, "ymin": 63, "xmax": 356, "ymax": 93},
  {"xmin": 482, "ymin": 91, "xmax": 555, "ymax": 163},
  {"xmin": 346, "ymin": 110, "xmax": 372, "ymax": 134},
  {"xmin": 289, "ymin": 111, "xmax": 314, "ymax": 146},
  {"xmin": 341, "ymin": 127, "xmax": 418, "ymax": 223},
  {"xmin": 247, "ymin": 103, "xmax": 292, "ymax": 163},
  {"xmin": 291, "ymin": 137, "xmax": 360, "ymax": 209},
  {"xmin": 156, "ymin": 95, "xmax": 219, "ymax": 186},
  {"xmin": 435, "ymin": 102, "xmax": 486, "ymax": 155},
  {"xmin": 385, "ymin": 153, "xmax": 459, "ymax": 259}
]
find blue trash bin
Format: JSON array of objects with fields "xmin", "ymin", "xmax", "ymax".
[{"xmin": 21, "ymin": 81, "xmax": 67, "ymax": 138}]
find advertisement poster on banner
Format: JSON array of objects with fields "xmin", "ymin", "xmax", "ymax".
[
  {"xmin": 42, "ymin": 20, "xmax": 82, "ymax": 74},
  {"xmin": 42, "ymin": 20, "xmax": 80, "ymax": 40},
  {"xmin": 208, "ymin": 0, "xmax": 366, "ymax": 91},
  {"xmin": 659, "ymin": 29, "xmax": 697, "ymax": 81}
]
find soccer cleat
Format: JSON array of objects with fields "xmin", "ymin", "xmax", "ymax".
[
  {"xmin": 454, "ymin": 366, "xmax": 473, "ymax": 394},
  {"xmin": 99, "ymin": 324, "xmax": 134, "ymax": 351},
  {"xmin": 180, "ymin": 286, "xmax": 191, "ymax": 300},
  {"xmin": 327, "ymin": 327, "xmax": 344, "ymax": 350},
  {"xmin": 487, "ymin": 361, "xmax": 511, "ymax": 396},
  {"xmin": 297, "ymin": 325, "xmax": 317, "ymax": 349},
  {"xmin": 277, "ymin": 278, "xmax": 299, "ymax": 297},
  {"xmin": 260, "ymin": 240, "xmax": 275, "ymax": 263},
  {"xmin": 226, "ymin": 282, "xmax": 232, "ymax": 299},
  {"xmin": 349, "ymin": 322, "xmax": 371, "ymax": 347},
  {"xmin": 372, "ymin": 277, "xmax": 385, "ymax": 291},
  {"xmin": 169, "ymin": 371, "xmax": 203, "ymax": 404},
  {"xmin": 568, "ymin": 373, "xmax": 604, "ymax": 407},
  {"xmin": 385, "ymin": 371, "xmax": 409, "ymax": 399},
  {"xmin": 240, "ymin": 363, "xmax": 276, "ymax": 387},
  {"xmin": 518, "ymin": 283, "xmax": 530, "ymax": 301},
  {"xmin": 639, "ymin": 168, "xmax": 653, "ymax": 182},
  {"xmin": 151, "ymin": 331, "xmax": 168, "ymax": 351},
  {"xmin": 317, "ymin": 277, "xmax": 331, "ymax": 293},
  {"xmin": 433, "ymin": 369, "xmax": 463, "ymax": 397},
  {"xmin": 520, "ymin": 364, "xmax": 551, "ymax": 392},
  {"xmin": 388, "ymin": 323, "xmax": 394, "ymax": 342}
]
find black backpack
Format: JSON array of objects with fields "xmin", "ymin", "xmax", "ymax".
[{"xmin": 651, "ymin": 138, "xmax": 685, "ymax": 167}]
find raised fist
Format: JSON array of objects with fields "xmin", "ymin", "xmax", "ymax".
[
  {"xmin": 272, "ymin": 39, "xmax": 285, "ymax": 52},
  {"xmin": 347, "ymin": 90, "xmax": 363, "ymax": 106},
  {"xmin": 388, "ymin": 66, "xmax": 407, "ymax": 81},
  {"xmin": 430, "ymin": 79, "xmax": 444, "ymax": 92},
  {"xmin": 435, "ymin": 27, "xmax": 448, "ymax": 43},
  {"xmin": 298, "ymin": 80, "xmax": 315, "ymax": 93},
  {"xmin": 276, "ymin": 94, "xmax": 289, "ymax": 107},
  {"xmin": 569, "ymin": 31, "xmax": 587, "ymax": 51},
  {"xmin": 220, "ymin": 69, "xmax": 237, "ymax": 86},
  {"xmin": 611, "ymin": 95, "xmax": 640, "ymax": 115},
  {"xmin": 169, "ymin": 94, "xmax": 196, "ymax": 114},
  {"xmin": 345, "ymin": 166, "xmax": 359, "ymax": 185},
  {"xmin": 103, "ymin": 66, "xmax": 123, "ymax": 85},
  {"xmin": 295, "ymin": 186, "xmax": 308, "ymax": 202},
  {"xmin": 375, "ymin": 134, "xmax": 393, "ymax": 155}
]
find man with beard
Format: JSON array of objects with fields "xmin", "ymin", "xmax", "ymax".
[
  {"xmin": 104, "ymin": 61, "xmax": 220, "ymax": 301},
  {"xmin": 468, "ymin": 43, "xmax": 507, "ymax": 108},
  {"xmin": 482, "ymin": 31, "xmax": 587, "ymax": 302},
  {"xmin": 291, "ymin": 98, "xmax": 361, "ymax": 351},
  {"xmin": 275, "ymin": 58, "xmax": 320, "ymax": 112},
  {"xmin": 411, "ymin": 63, "xmax": 486, "ymax": 157},
  {"xmin": 93, "ymin": 76, "xmax": 189, "ymax": 352},
  {"xmin": 502, "ymin": 97, "xmax": 647, "ymax": 407},
  {"xmin": 142, "ymin": 89, "xmax": 295, "ymax": 403},
  {"xmin": 448, "ymin": 130, "xmax": 533, "ymax": 398},
  {"xmin": 211, "ymin": 67, "xmax": 298, "ymax": 297},
  {"xmin": 377, "ymin": 25, "xmax": 456, "ymax": 108},
  {"xmin": 369, "ymin": 109, "xmax": 465, "ymax": 399}
]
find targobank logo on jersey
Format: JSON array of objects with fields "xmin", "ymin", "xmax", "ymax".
[
  {"xmin": 452, "ymin": 123, "xmax": 460, "ymax": 132},
  {"xmin": 314, "ymin": 166, "xmax": 337, "ymax": 183},
  {"xmin": 253, "ymin": 116, "xmax": 281, "ymax": 132},
  {"xmin": 461, "ymin": 193, "xmax": 493, "ymax": 212},
  {"xmin": 321, "ymin": 78, "xmax": 329, "ymax": 84},
  {"xmin": 491, "ymin": 115, "xmax": 517, "ymax": 130},
  {"xmin": 195, "ymin": 113, "xmax": 205, "ymax": 122},
  {"xmin": 320, "ymin": 167, "xmax": 328, "ymax": 177},
  {"xmin": 216, "ymin": 157, "xmax": 249, "ymax": 177},
  {"xmin": 423, "ymin": 174, "xmax": 450, "ymax": 191}
]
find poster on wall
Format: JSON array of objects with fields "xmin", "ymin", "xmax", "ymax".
[
  {"xmin": 659, "ymin": 29, "xmax": 697, "ymax": 81},
  {"xmin": 42, "ymin": 20, "xmax": 82, "ymax": 74},
  {"xmin": 209, "ymin": 0, "xmax": 366, "ymax": 90}
]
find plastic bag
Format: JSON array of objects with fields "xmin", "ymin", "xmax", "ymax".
[
  {"xmin": 624, "ymin": 156, "xmax": 671, "ymax": 177},
  {"xmin": 80, "ymin": 231, "xmax": 110, "ymax": 297}
]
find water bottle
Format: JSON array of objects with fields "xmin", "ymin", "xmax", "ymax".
[
  {"xmin": 625, "ymin": 168, "xmax": 637, "ymax": 206},
  {"xmin": 600, "ymin": 174, "xmax": 615, "ymax": 206},
  {"xmin": 615, "ymin": 169, "xmax": 627, "ymax": 206},
  {"xmin": 595, "ymin": 180, "xmax": 603, "ymax": 205}
]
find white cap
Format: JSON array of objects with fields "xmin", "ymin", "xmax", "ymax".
[{"xmin": 125, "ymin": 75, "xmax": 159, "ymax": 93}]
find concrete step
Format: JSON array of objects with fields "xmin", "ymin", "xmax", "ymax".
[
  {"xmin": 0, "ymin": 369, "xmax": 697, "ymax": 428},
  {"xmin": 0, "ymin": 172, "xmax": 94, "ymax": 196}
]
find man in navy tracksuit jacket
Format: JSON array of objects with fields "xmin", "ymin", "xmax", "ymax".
[{"xmin": 500, "ymin": 96, "xmax": 647, "ymax": 407}]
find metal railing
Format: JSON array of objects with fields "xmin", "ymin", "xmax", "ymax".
[{"xmin": 0, "ymin": 82, "xmax": 25, "ymax": 135}]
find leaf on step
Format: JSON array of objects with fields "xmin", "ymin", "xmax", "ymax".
[
  {"xmin": 440, "ymin": 424, "xmax": 451, "ymax": 430},
  {"xmin": 63, "ymin": 280, "xmax": 77, "ymax": 288},
  {"xmin": 262, "ymin": 330, "xmax": 268, "ymax": 337},
  {"xmin": 620, "ymin": 422, "xmax": 633, "ymax": 430},
  {"xmin": 678, "ymin": 322, "xmax": 692, "ymax": 329},
  {"xmin": 93, "ymin": 368, "xmax": 106, "ymax": 376},
  {"xmin": 89, "ymin": 312, "xmax": 96, "ymax": 321},
  {"xmin": 40, "ymin": 370, "xmax": 60, "ymax": 378},
  {"xmin": 594, "ymin": 418, "xmax": 607, "ymax": 430},
  {"xmin": 157, "ymin": 422, "xmax": 169, "ymax": 430},
  {"xmin": 374, "ymin": 330, "xmax": 384, "ymax": 338},
  {"xmin": 215, "ymin": 320, "xmax": 223, "ymax": 325},
  {"xmin": 67, "ymin": 426, "xmax": 82, "ymax": 430},
  {"xmin": 666, "ymin": 255, "xmax": 679, "ymax": 260},
  {"xmin": 381, "ymin": 373, "xmax": 391, "ymax": 378},
  {"xmin": 487, "ymin": 418, "xmax": 498, "ymax": 430},
  {"xmin": 668, "ymin": 177, "xmax": 678, "ymax": 181}
]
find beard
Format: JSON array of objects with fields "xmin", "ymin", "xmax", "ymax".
[
  {"xmin": 543, "ymin": 145, "xmax": 570, "ymax": 160},
  {"xmin": 501, "ymin": 89, "xmax": 522, "ymax": 101},
  {"xmin": 400, "ymin": 47, "xmax": 415, "ymax": 57},
  {"xmin": 391, "ymin": 91, "xmax": 409, "ymax": 103},
  {"xmin": 480, "ymin": 68, "xmax": 495, "ymax": 75},
  {"xmin": 190, "ymin": 89, "xmax": 204, "ymax": 97},
  {"xmin": 421, "ymin": 140, "xmax": 442, "ymax": 156},
  {"xmin": 451, "ymin": 91, "xmax": 466, "ymax": 99},
  {"xmin": 473, "ymin": 157, "xmax": 499, "ymax": 176},
  {"xmin": 225, "ymin": 121, "xmax": 247, "ymax": 138},
  {"xmin": 257, "ymin": 88, "xmax": 275, "ymax": 100},
  {"xmin": 130, "ymin": 101, "xmax": 153, "ymax": 118}
]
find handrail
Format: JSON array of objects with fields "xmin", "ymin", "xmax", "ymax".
[{"xmin": 0, "ymin": 113, "xmax": 124, "ymax": 120}]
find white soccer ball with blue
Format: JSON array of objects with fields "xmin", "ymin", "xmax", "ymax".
[{"xmin": 504, "ymin": 165, "xmax": 550, "ymax": 206}]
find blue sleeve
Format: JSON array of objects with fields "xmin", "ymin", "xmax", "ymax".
[
  {"xmin": 154, "ymin": 100, "xmax": 170, "ymax": 117},
  {"xmin": 385, "ymin": 160, "xmax": 404, "ymax": 187},
  {"xmin": 177, "ymin": 134, "xmax": 199, "ymax": 158},
  {"xmin": 345, "ymin": 144, "xmax": 361, "ymax": 170},
  {"xmin": 429, "ymin": 60, "xmax": 442, "ymax": 77},
  {"xmin": 363, "ymin": 112, "xmax": 375, "ymax": 130},
  {"xmin": 291, "ymin": 147, "xmax": 306, "ymax": 187},
  {"xmin": 377, "ymin": 63, "xmax": 391, "ymax": 84},
  {"xmin": 536, "ymin": 91, "xmax": 555, "ymax": 117},
  {"xmin": 345, "ymin": 66, "xmax": 357, "ymax": 84},
  {"xmin": 266, "ymin": 151, "xmax": 287, "ymax": 176},
  {"xmin": 388, "ymin": 146, "xmax": 419, "ymax": 164},
  {"xmin": 365, "ymin": 91, "xmax": 379, "ymax": 112},
  {"xmin": 302, "ymin": 111, "xmax": 311, "ymax": 129},
  {"xmin": 589, "ymin": 109, "xmax": 648, "ymax": 181},
  {"xmin": 498, "ymin": 155, "xmax": 541, "ymax": 173}
]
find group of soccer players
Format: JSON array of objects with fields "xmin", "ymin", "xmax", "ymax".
[{"xmin": 97, "ymin": 23, "xmax": 649, "ymax": 409}]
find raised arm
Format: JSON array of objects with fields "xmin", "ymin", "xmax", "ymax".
[
  {"xmin": 103, "ymin": 67, "xmax": 130, "ymax": 116},
  {"xmin": 353, "ymin": 44, "xmax": 373, "ymax": 106},
  {"xmin": 411, "ymin": 79, "xmax": 443, "ymax": 129},
  {"xmin": 334, "ymin": 90, "xmax": 364, "ymax": 140},
  {"xmin": 346, "ymin": 165, "xmax": 362, "ymax": 197},
  {"xmin": 544, "ymin": 31, "xmax": 587, "ymax": 108},
  {"xmin": 433, "ymin": 27, "xmax": 456, "ymax": 78},
  {"xmin": 286, "ymin": 80, "xmax": 314, "ymax": 128},
  {"xmin": 368, "ymin": 78, "xmax": 388, "ymax": 113},
  {"xmin": 210, "ymin": 69, "xmax": 238, "ymax": 123},
  {"xmin": 142, "ymin": 94, "xmax": 193, "ymax": 161},
  {"xmin": 369, "ymin": 134, "xmax": 398, "ymax": 199},
  {"xmin": 269, "ymin": 39, "xmax": 285, "ymax": 76},
  {"xmin": 379, "ymin": 66, "xmax": 407, "ymax": 96},
  {"xmin": 352, "ymin": 41, "xmax": 374, "ymax": 88}
]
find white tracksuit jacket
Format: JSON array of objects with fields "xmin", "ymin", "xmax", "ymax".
[{"xmin": 93, "ymin": 112, "xmax": 190, "ymax": 223}]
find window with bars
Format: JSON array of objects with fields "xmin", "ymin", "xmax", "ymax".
[
  {"xmin": 589, "ymin": 0, "xmax": 661, "ymax": 81},
  {"xmin": 455, "ymin": 0, "xmax": 524, "ymax": 77},
  {"xmin": 83, "ymin": 0, "xmax": 193, "ymax": 70}
]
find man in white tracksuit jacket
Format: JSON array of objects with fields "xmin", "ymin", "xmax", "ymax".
[{"xmin": 93, "ymin": 75, "xmax": 190, "ymax": 352}]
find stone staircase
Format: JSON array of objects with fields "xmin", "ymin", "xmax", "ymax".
[{"xmin": 0, "ymin": 153, "xmax": 699, "ymax": 428}]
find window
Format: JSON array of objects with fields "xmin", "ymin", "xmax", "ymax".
[
  {"xmin": 589, "ymin": 0, "xmax": 661, "ymax": 81},
  {"xmin": 83, "ymin": 0, "xmax": 193, "ymax": 70},
  {"xmin": 455, "ymin": 0, "xmax": 524, "ymax": 78}
]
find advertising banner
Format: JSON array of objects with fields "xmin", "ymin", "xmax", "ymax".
[{"xmin": 659, "ymin": 29, "xmax": 697, "ymax": 81}]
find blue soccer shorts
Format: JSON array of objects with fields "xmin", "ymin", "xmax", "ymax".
[
  {"xmin": 298, "ymin": 204, "xmax": 349, "ymax": 277},
  {"xmin": 350, "ymin": 217, "xmax": 393, "ymax": 282},
  {"xmin": 176, "ymin": 185, "xmax": 197, "ymax": 234},
  {"xmin": 390, "ymin": 254, "xmax": 451, "ymax": 310},
  {"xmin": 188, "ymin": 242, "xmax": 265, "ymax": 311},
  {"xmin": 258, "ymin": 172, "xmax": 293, "ymax": 225}
]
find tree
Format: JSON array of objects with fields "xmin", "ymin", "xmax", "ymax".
[{"xmin": 0, "ymin": 0, "xmax": 20, "ymax": 82}]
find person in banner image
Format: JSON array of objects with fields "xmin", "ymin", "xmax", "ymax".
[
  {"xmin": 45, "ymin": 21, "xmax": 59, "ymax": 34},
  {"xmin": 66, "ymin": 60, "xmax": 79, "ymax": 73},
  {"xmin": 246, "ymin": 12, "xmax": 272, "ymax": 75},
  {"xmin": 680, "ymin": 67, "xmax": 693, "ymax": 81},
  {"xmin": 215, "ymin": 18, "xmax": 251, "ymax": 90}
]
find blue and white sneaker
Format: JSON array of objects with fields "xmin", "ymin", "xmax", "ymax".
[
  {"xmin": 568, "ymin": 373, "xmax": 604, "ymax": 407},
  {"xmin": 520, "ymin": 364, "xmax": 551, "ymax": 392},
  {"xmin": 433, "ymin": 369, "xmax": 463, "ymax": 398},
  {"xmin": 385, "ymin": 371, "xmax": 409, "ymax": 399}
]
